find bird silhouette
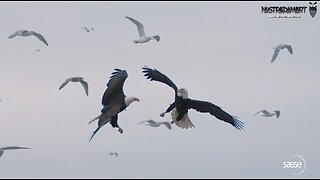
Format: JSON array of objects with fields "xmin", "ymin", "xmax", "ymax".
[
  {"xmin": 59, "ymin": 77, "xmax": 89, "ymax": 96},
  {"xmin": 109, "ymin": 152, "xmax": 118, "ymax": 157},
  {"xmin": 81, "ymin": 27, "xmax": 94, "ymax": 32},
  {"xmin": 138, "ymin": 119, "xmax": 172, "ymax": 129},
  {"xmin": 271, "ymin": 44, "xmax": 293, "ymax": 63},
  {"xmin": 126, "ymin": 16, "xmax": 160, "ymax": 44},
  {"xmin": 0, "ymin": 146, "xmax": 31, "ymax": 158},
  {"xmin": 8, "ymin": 29, "xmax": 49, "ymax": 46},
  {"xmin": 254, "ymin": 110, "xmax": 280, "ymax": 118}
]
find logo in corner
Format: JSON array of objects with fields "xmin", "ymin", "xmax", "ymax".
[
  {"xmin": 283, "ymin": 155, "xmax": 306, "ymax": 176},
  {"xmin": 309, "ymin": 2, "xmax": 317, "ymax": 17}
]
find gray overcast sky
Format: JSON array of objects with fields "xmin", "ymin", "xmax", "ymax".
[{"xmin": 0, "ymin": 1, "xmax": 319, "ymax": 178}]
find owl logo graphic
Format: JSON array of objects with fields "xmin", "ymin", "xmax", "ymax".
[{"xmin": 309, "ymin": 2, "xmax": 317, "ymax": 18}]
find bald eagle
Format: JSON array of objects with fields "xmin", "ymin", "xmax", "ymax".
[
  {"xmin": 142, "ymin": 66, "xmax": 244, "ymax": 130},
  {"xmin": 89, "ymin": 69, "xmax": 140, "ymax": 141}
]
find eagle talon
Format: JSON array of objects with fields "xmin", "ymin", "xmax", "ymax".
[
  {"xmin": 160, "ymin": 112, "xmax": 165, "ymax": 117},
  {"xmin": 118, "ymin": 128, "xmax": 123, "ymax": 134}
]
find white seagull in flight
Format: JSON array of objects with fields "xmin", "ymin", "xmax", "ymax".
[
  {"xmin": 138, "ymin": 120, "xmax": 172, "ymax": 129},
  {"xmin": 126, "ymin": 16, "xmax": 160, "ymax": 44},
  {"xmin": 0, "ymin": 146, "xmax": 31, "ymax": 158},
  {"xmin": 109, "ymin": 152, "xmax": 118, "ymax": 157},
  {"xmin": 59, "ymin": 77, "xmax": 89, "ymax": 96},
  {"xmin": 81, "ymin": 27, "xmax": 94, "ymax": 32},
  {"xmin": 33, "ymin": 49, "xmax": 41, "ymax": 54},
  {"xmin": 0, "ymin": 98, "xmax": 10, "ymax": 102},
  {"xmin": 254, "ymin": 110, "xmax": 280, "ymax": 118},
  {"xmin": 271, "ymin": 44, "xmax": 293, "ymax": 63},
  {"xmin": 8, "ymin": 29, "xmax": 49, "ymax": 46}
]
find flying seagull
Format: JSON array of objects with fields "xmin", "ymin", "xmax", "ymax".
[
  {"xmin": 8, "ymin": 29, "xmax": 49, "ymax": 46},
  {"xmin": 59, "ymin": 77, "xmax": 89, "ymax": 96},
  {"xmin": 254, "ymin": 110, "xmax": 280, "ymax": 118},
  {"xmin": 0, "ymin": 146, "xmax": 31, "ymax": 158},
  {"xmin": 142, "ymin": 66, "xmax": 245, "ymax": 130},
  {"xmin": 88, "ymin": 69, "xmax": 140, "ymax": 141},
  {"xmin": 0, "ymin": 98, "xmax": 10, "ymax": 102},
  {"xmin": 271, "ymin": 44, "xmax": 293, "ymax": 63},
  {"xmin": 33, "ymin": 49, "xmax": 41, "ymax": 54},
  {"xmin": 81, "ymin": 27, "xmax": 94, "ymax": 32},
  {"xmin": 126, "ymin": 16, "xmax": 160, "ymax": 43},
  {"xmin": 109, "ymin": 152, "xmax": 118, "ymax": 157},
  {"xmin": 138, "ymin": 119, "xmax": 172, "ymax": 129}
]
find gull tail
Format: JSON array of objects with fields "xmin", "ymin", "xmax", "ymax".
[
  {"xmin": 152, "ymin": 35, "xmax": 160, "ymax": 42},
  {"xmin": 171, "ymin": 108, "xmax": 195, "ymax": 129}
]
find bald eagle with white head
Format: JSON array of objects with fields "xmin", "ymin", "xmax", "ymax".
[
  {"xmin": 89, "ymin": 69, "xmax": 140, "ymax": 141},
  {"xmin": 142, "ymin": 66, "xmax": 244, "ymax": 130}
]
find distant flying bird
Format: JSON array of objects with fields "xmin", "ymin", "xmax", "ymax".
[
  {"xmin": 0, "ymin": 146, "xmax": 31, "ymax": 158},
  {"xmin": 271, "ymin": 44, "xmax": 293, "ymax": 63},
  {"xmin": 109, "ymin": 152, "xmax": 118, "ymax": 157},
  {"xmin": 8, "ymin": 29, "xmax": 49, "ymax": 46},
  {"xmin": 33, "ymin": 49, "xmax": 41, "ymax": 54},
  {"xmin": 88, "ymin": 69, "xmax": 140, "ymax": 141},
  {"xmin": 142, "ymin": 66, "xmax": 245, "ymax": 130},
  {"xmin": 125, "ymin": 16, "xmax": 160, "ymax": 43},
  {"xmin": 0, "ymin": 98, "xmax": 10, "ymax": 102},
  {"xmin": 254, "ymin": 110, "xmax": 280, "ymax": 118},
  {"xmin": 138, "ymin": 119, "xmax": 172, "ymax": 129},
  {"xmin": 81, "ymin": 27, "xmax": 94, "ymax": 32},
  {"xmin": 59, "ymin": 77, "xmax": 89, "ymax": 96}
]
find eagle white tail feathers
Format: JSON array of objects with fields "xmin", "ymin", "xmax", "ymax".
[{"xmin": 171, "ymin": 108, "xmax": 195, "ymax": 129}]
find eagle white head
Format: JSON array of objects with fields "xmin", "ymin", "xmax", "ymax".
[
  {"xmin": 125, "ymin": 96, "xmax": 140, "ymax": 107},
  {"xmin": 177, "ymin": 88, "xmax": 188, "ymax": 99}
]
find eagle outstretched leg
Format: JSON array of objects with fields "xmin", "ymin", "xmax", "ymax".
[{"xmin": 160, "ymin": 102, "xmax": 176, "ymax": 117}]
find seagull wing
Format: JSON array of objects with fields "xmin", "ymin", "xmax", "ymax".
[
  {"xmin": 161, "ymin": 122, "xmax": 172, "ymax": 129},
  {"xmin": 81, "ymin": 27, "xmax": 88, "ymax": 31},
  {"xmin": 126, "ymin": 16, "xmax": 146, "ymax": 37},
  {"xmin": 138, "ymin": 119, "xmax": 156, "ymax": 124},
  {"xmin": 254, "ymin": 110, "xmax": 266, "ymax": 116},
  {"xmin": 285, "ymin": 45, "xmax": 293, "ymax": 54},
  {"xmin": 187, "ymin": 99, "xmax": 245, "ymax": 130},
  {"xmin": 80, "ymin": 80, "xmax": 89, "ymax": 96},
  {"xmin": 59, "ymin": 78, "xmax": 71, "ymax": 90},
  {"xmin": 147, "ymin": 120, "xmax": 157, "ymax": 124},
  {"xmin": 0, "ymin": 146, "xmax": 31, "ymax": 150},
  {"xmin": 0, "ymin": 150, "xmax": 4, "ymax": 157},
  {"xmin": 8, "ymin": 30, "xmax": 24, "ymax": 38},
  {"xmin": 271, "ymin": 46, "xmax": 281, "ymax": 63},
  {"xmin": 137, "ymin": 120, "xmax": 148, "ymax": 124},
  {"xmin": 31, "ymin": 31, "xmax": 49, "ymax": 46}
]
